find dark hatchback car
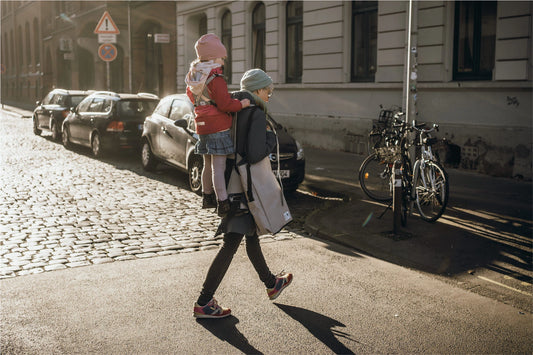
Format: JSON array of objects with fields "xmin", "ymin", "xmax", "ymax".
[
  {"xmin": 140, "ymin": 94, "xmax": 305, "ymax": 194},
  {"xmin": 62, "ymin": 91, "xmax": 159, "ymax": 157},
  {"xmin": 33, "ymin": 89, "xmax": 90, "ymax": 141}
]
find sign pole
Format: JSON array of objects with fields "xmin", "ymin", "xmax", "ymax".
[{"xmin": 106, "ymin": 62, "xmax": 111, "ymax": 91}]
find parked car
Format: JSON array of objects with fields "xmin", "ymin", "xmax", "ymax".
[
  {"xmin": 141, "ymin": 94, "xmax": 305, "ymax": 194},
  {"xmin": 33, "ymin": 89, "xmax": 90, "ymax": 141},
  {"xmin": 62, "ymin": 91, "xmax": 159, "ymax": 157}
]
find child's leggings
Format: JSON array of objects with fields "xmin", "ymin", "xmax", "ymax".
[{"xmin": 202, "ymin": 154, "xmax": 228, "ymax": 201}]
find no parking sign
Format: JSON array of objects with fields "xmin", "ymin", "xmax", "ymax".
[{"xmin": 98, "ymin": 43, "xmax": 117, "ymax": 62}]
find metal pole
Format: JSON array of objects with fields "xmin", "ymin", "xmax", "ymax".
[
  {"xmin": 392, "ymin": 159, "xmax": 403, "ymax": 234},
  {"xmin": 404, "ymin": 0, "xmax": 413, "ymax": 123},
  {"xmin": 106, "ymin": 61, "xmax": 110, "ymax": 91}
]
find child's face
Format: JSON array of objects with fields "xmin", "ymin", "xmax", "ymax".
[{"xmin": 214, "ymin": 58, "xmax": 225, "ymax": 65}]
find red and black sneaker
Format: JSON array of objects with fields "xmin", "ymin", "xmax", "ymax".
[
  {"xmin": 267, "ymin": 272, "xmax": 293, "ymax": 300},
  {"xmin": 193, "ymin": 298, "xmax": 231, "ymax": 319}
]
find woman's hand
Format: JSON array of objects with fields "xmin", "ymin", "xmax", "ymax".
[{"xmin": 240, "ymin": 99, "xmax": 251, "ymax": 108}]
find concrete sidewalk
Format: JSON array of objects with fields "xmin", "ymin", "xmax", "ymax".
[{"xmin": 301, "ymin": 147, "xmax": 532, "ymax": 311}]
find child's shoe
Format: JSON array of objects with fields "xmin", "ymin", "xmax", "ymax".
[
  {"xmin": 202, "ymin": 193, "xmax": 216, "ymax": 209},
  {"xmin": 267, "ymin": 272, "xmax": 293, "ymax": 300},
  {"xmin": 217, "ymin": 199, "xmax": 231, "ymax": 217},
  {"xmin": 193, "ymin": 298, "xmax": 231, "ymax": 319}
]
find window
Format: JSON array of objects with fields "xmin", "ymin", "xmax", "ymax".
[
  {"xmin": 33, "ymin": 19, "xmax": 40, "ymax": 65},
  {"xmin": 221, "ymin": 10, "xmax": 233, "ymax": 84},
  {"xmin": 25, "ymin": 22, "xmax": 31, "ymax": 66},
  {"xmin": 351, "ymin": 1, "xmax": 377, "ymax": 82},
  {"xmin": 286, "ymin": 1, "xmax": 303, "ymax": 83},
  {"xmin": 154, "ymin": 97, "xmax": 172, "ymax": 117},
  {"xmin": 170, "ymin": 99, "xmax": 188, "ymax": 120},
  {"xmin": 42, "ymin": 91, "xmax": 54, "ymax": 105},
  {"xmin": 199, "ymin": 15, "xmax": 207, "ymax": 36},
  {"xmin": 453, "ymin": 1, "xmax": 496, "ymax": 81},
  {"xmin": 89, "ymin": 98, "xmax": 105, "ymax": 112},
  {"xmin": 252, "ymin": 3, "xmax": 266, "ymax": 70},
  {"xmin": 77, "ymin": 97, "xmax": 92, "ymax": 112}
]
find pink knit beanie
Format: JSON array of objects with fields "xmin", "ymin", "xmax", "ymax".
[{"xmin": 195, "ymin": 33, "xmax": 227, "ymax": 61}]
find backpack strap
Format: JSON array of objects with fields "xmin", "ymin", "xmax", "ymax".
[{"xmin": 193, "ymin": 73, "xmax": 223, "ymax": 107}]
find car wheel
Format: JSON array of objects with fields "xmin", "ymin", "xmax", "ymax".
[
  {"xmin": 33, "ymin": 116, "xmax": 41, "ymax": 135},
  {"xmin": 141, "ymin": 140, "xmax": 158, "ymax": 171},
  {"xmin": 62, "ymin": 125, "xmax": 72, "ymax": 149},
  {"xmin": 91, "ymin": 133, "xmax": 103, "ymax": 157},
  {"xmin": 51, "ymin": 121, "xmax": 60, "ymax": 141},
  {"xmin": 188, "ymin": 155, "xmax": 203, "ymax": 195}
]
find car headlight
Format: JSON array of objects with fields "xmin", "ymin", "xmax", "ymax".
[{"xmin": 296, "ymin": 140, "xmax": 304, "ymax": 160}]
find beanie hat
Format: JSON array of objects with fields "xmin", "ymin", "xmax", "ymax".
[
  {"xmin": 195, "ymin": 33, "xmax": 227, "ymax": 61},
  {"xmin": 240, "ymin": 69, "xmax": 273, "ymax": 92}
]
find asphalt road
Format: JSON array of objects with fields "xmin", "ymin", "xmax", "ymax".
[{"xmin": 1, "ymin": 108, "xmax": 532, "ymax": 354}]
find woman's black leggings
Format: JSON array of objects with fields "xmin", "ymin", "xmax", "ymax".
[{"xmin": 197, "ymin": 232, "xmax": 276, "ymax": 306}]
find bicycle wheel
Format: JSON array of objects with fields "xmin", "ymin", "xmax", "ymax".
[
  {"xmin": 414, "ymin": 160, "xmax": 449, "ymax": 222},
  {"xmin": 359, "ymin": 153, "xmax": 393, "ymax": 202}
]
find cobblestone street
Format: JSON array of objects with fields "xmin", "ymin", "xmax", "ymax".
[{"xmin": 0, "ymin": 112, "xmax": 316, "ymax": 278}]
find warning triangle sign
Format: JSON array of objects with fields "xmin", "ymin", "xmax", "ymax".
[{"xmin": 94, "ymin": 11, "xmax": 120, "ymax": 34}]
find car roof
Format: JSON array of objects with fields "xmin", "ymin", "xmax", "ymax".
[
  {"xmin": 87, "ymin": 91, "xmax": 160, "ymax": 101},
  {"xmin": 51, "ymin": 89, "xmax": 90, "ymax": 95},
  {"xmin": 160, "ymin": 93, "xmax": 191, "ymax": 103}
]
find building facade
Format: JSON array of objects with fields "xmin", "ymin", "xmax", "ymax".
[
  {"xmin": 2, "ymin": 1, "xmax": 532, "ymax": 178},
  {"xmin": 1, "ymin": 1, "xmax": 177, "ymax": 106}
]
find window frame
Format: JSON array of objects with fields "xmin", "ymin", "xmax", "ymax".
[
  {"xmin": 285, "ymin": 1, "xmax": 303, "ymax": 83},
  {"xmin": 252, "ymin": 2, "xmax": 266, "ymax": 70},
  {"xmin": 221, "ymin": 10, "xmax": 233, "ymax": 84},
  {"xmin": 350, "ymin": 1, "xmax": 378, "ymax": 83},
  {"xmin": 452, "ymin": 1, "xmax": 497, "ymax": 81}
]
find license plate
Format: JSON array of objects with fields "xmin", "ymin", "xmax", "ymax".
[{"xmin": 275, "ymin": 170, "xmax": 290, "ymax": 178}]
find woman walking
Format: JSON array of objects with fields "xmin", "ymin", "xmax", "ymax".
[{"xmin": 193, "ymin": 69, "xmax": 293, "ymax": 319}]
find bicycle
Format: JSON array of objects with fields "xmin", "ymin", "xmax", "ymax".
[
  {"xmin": 358, "ymin": 107, "xmax": 403, "ymax": 202},
  {"xmin": 411, "ymin": 121, "xmax": 449, "ymax": 222},
  {"xmin": 359, "ymin": 112, "xmax": 449, "ymax": 225}
]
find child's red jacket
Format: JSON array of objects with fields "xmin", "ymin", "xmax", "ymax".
[{"xmin": 186, "ymin": 67, "xmax": 242, "ymax": 135}]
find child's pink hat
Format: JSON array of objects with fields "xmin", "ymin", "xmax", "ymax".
[{"xmin": 195, "ymin": 33, "xmax": 227, "ymax": 61}]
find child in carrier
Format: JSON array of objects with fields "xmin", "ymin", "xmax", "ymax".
[{"xmin": 185, "ymin": 33, "xmax": 250, "ymax": 217}]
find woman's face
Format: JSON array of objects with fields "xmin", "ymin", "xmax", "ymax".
[{"xmin": 256, "ymin": 86, "xmax": 273, "ymax": 102}]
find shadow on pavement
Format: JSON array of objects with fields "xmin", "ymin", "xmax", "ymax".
[
  {"xmin": 196, "ymin": 316, "xmax": 264, "ymax": 355},
  {"xmin": 274, "ymin": 303, "xmax": 359, "ymax": 354}
]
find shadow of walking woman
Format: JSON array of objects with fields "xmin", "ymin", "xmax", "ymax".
[
  {"xmin": 275, "ymin": 303, "xmax": 358, "ymax": 354},
  {"xmin": 196, "ymin": 315, "xmax": 264, "ymax": 354}
]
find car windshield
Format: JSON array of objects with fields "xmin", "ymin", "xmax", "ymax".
[
  {"xmin": 117, "ymin": 100, "xmax": 158, "ymax": 120},
  {"xmin": 70, "ymin": 95, "xmax": 86, "ymax": 108}
]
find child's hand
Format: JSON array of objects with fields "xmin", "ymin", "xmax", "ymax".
[{"xmin": 240, "ymin": 99, "xmax": 250, "ymax": 108}]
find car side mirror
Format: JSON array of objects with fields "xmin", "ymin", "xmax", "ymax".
[{"xmin": 174, "ymin": 118, "xmax": 188, "ymax": 129}]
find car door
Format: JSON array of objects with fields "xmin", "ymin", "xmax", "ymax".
[
  {"xmin": 37, "ymin": 91, "xmax": 55, "ymax": 128},
  {"xmin": 68, "ymin": 96, "xmax": 92, "ymax": 143},
  {"xmin": 159, "ymin": 98, "xmax": 191, "ymax": 168}
]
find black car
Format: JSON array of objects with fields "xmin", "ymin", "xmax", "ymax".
[
  {"xmin": 141, "ymin": 94, "xmax": 305, "ymax": 194},
  {"xmin": 62, "ymin": 91, "xmax": 159, "ymax": 157},
  {"xmin": 33, "ymin": 89, "xmax": 90, "ymax": 141}
]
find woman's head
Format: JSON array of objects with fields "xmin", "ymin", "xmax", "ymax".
[
  {"xmin": 195, "ymin": 33, "xmax": 227, "ymax": 61},
  {"xmin": 240, "ymin": 69, "xmax": 274, "ymax": 102}
]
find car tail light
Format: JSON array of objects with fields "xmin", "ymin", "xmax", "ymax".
[
  {"xmin": 62, "ymin": 109, "xmax": 69, "ymax": 118},
  {"xmin": 107, "ymin": 121, "xmax": 124, "ymax": 132}
]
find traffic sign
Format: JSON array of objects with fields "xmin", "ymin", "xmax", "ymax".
[
  {"xmin": 98, "ymin": 43, "xmax": 118, "ymax": 62},
  {"xmin": 94, "ymin": 11, "xmax": 120, "ymax": 34},
  {"xmin": 98, "ymin": 34, "xmax": 117, "ymax": 43}
]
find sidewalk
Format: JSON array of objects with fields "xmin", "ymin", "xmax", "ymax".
[{"xmin": 301, "ymin": 146, "xmax": 532, "ymax": 310}]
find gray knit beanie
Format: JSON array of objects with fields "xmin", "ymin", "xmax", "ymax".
[{"xmin": 240, "ymin": 69, "xmax": 273, "ymax": 92}]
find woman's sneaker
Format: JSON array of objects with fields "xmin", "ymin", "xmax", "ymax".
[
  {"xmin": 267, "ymin": 272, "xmax": 293, "ymax": 300},
  {"xmin": 193, "ymin": 298, "xmax": 231, "ymax": 319}
]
